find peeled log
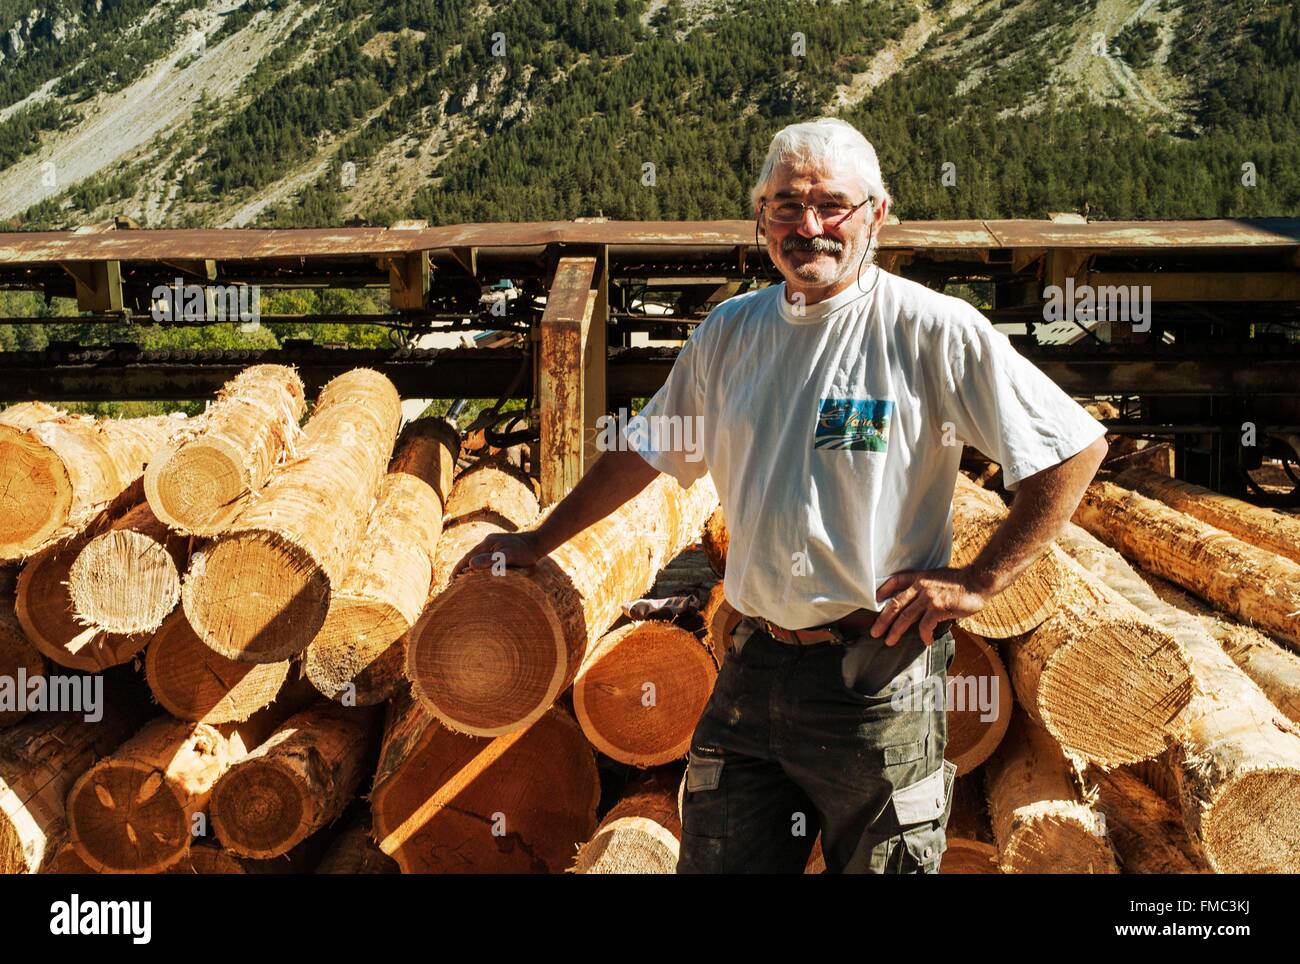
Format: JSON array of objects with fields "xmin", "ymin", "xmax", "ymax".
[
  {"xmin": 183, "ymin": 370, "xmax": 403, "ymax": 663},
  {"xmin": 304, "ymin": 418, "xmax": 460, "ymax": 705},
  {"xmin": 211, "ymin": 704, "xmax": 378, "ymax": 859},
  {"xmin": 1144, "ymin": 574, "xmax": 1300, "ymax": 726},
  {"xmin": 145, "ymin": 610, "xmax": 289, "ymax": 724},
  {"xmin": 67, "ymin": 499, "xmax": 191, "ymax": 634},
  {"xmin": 1074, "ymin": 479, "xmax": 1300, "ymax": 647},
  {"xmin": 1113, "ymin": 465, "xmax": 1300, "ymax": 567},
  {"xmin": 1002, "ymin": 548, "xmax": 1191, "ymax": 766},
  {"xmin": 570, "ymin": 770, "xmax": 682, "ymax": 874},
  {"xmin": 0, "ymin": 411, "xmax": 188, "ymax": 561},
  {"xmin": 408, "ymin": 472, "xmax": 719, "ymax": 736},
  {"xmin": 16, "ymin": 531, "xmax": 152, "ymax": 672},
  {"xmin": 950, "ymin": 475, "xmax": 1073, "ymax": 638},
  {"xmin": 983, "ymin": 708, "xmax": 1119, "ymax": 874},
  {"xmin": 441, "ymin": 457, "xmax": 536, "ymax": 529},
  {"xmin": 1087, "ymin": 766, "xmax": 1208, "ymax": 873},
  {"xmin": 945, "ymin": 627, "xmax": 1012, "ymax": 776},
  {"xmin": 700, "ymin": 507, "xmax": 729, "ymax": 577},
  {"xmin": 144, "ymin": 365, "xmax": 306, "ymax": 537},
  {"xmin": 1, "ymin": 703, "xmax": 147, "ymax": 874},
  {"xmin": 371, "ymin": 694, "xmax": 599, "ymax": 873},
  {"xmin": 0, "ymin": 600, "xmax": 44, "ymax": 729},
  {"xmin": 1055, "ymin": 522, "xmax": 1300, "ymax": 873},
  {"xmin": 573, "ymin": 621, "xmax": 717, "ymax": 767}
]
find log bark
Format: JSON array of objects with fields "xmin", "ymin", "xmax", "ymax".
[
  {"xmin": 144, "ymin": 365, "xmax": 306, "ymax": 537},
  {"xmin": 1002, "ymin": 548, "xmax": 1191, "ymax": 766},
  {"xmin": 66, "ymin": 499, "xmax": 192, "ymax": 634},
  {"xmin": 950, "ymin": 475, "xmax": 1073, "ymax": 638},
  {"xmin": 701, "ymin": 581, "xmax": 741, "ymax": 664},
  {"xmin": 314, "ymin": 813, "xmax": 399, "ymax": 874},
  {"xmin": 1087, "ymin": 766, "xmax": 1208, "ymax": 873},
  {"xmin": 183, "ymin": 369, "xmax": 403, "ymax": 662},
  {"xmin": 983, "ymin": 708, "xmax": 1120, "ymax": 874},
  {"xmin": 945, "ymin": 627, "xmax": 1011, "ymax": 776},
  {"xmin": 371, "ymin": 693, "xmax": 599, "ymax": 873},
  {"xmin": 145, "ymin": 609, "xmax": 289, "ymax": 724},
  {"xmin": 0, "ymin": 599, "xmax": 44, "ymax": 729},
  {"xmin": 1112, "ymin": 465, "xmax": 1300, "ymax": 567},
  {"xmin": 0, "ymin": 411, "xmax": 189, "ymax": 561},
  {"xmin": 700, "ymin": 506, "xmax": 729, "ymax": 577},
  {"xmin": 1, "ymin": 703, "xmax": 147, "ymax": 874},
  {"xmin": 210, "ymin": 703, "xmax": 379, "ymax": 859},
  {"xmin": 304, "ymin": 417, "xmax": 460, "ymax": 705},
  {"xmin": 1074, "ymin": 478, "xmax": 1300, "ymax": 647},
  {"xmin": 1055, "ymin": 522, "xmax": 1300, "ymax": 873},
  {"xmin": 570, "ymin": 769, "xmax": 682, "ymax": 874},
  {"xmin": 572, "ymin": 621, "xmax": 717, "ymax": 767},
  {"xmin": 408, "ymin": 472, "xmax": 718, "ymax": 736}
]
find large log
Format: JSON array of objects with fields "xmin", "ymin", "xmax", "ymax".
[
  {"xmin": 1074, "ymin": 478, "xmax": 1300, "ymax": 647},
  {"xmin": 950, "ymin": 475, "xmax": 1073, "ymax": 638},
  {"xmin": 144, "ymin": 609, "xmax": 290, "ymax": 724},
  {"xmin": 429, "ymin": 457, "xmax": 540, "ymax": 596},
  {"xmin": 945, "ymin": 627, "xmax": 1012, "ymax": 776},
  {"xmin": 0, "ymin": 410, "xmax": 188, "ymax": 561},
  {"xmin": 66, "ymin": 499, "xmax": 192, "ymax": 634},
  {"xmin": 572, "ymin": 621, "xmax": 717, "ymax": 767},
  {"xmin": 1144, "ymin": 574, "xmax": 1300, "ymax": 726},
  {"xmin": 0, "ymin": 703, "xmax": 147, "ymax": 874},
  {"xmin": 701, "ymin": 581, "xmax": 741, "ymax": 663},
  {"xmin": 700, "ymin": 506, "xmax": 728, "ymax": 577},
  {"xmin": 210, "ymin": 704, "xmax": 379, "ymax": 859},
  {"xmin": 1087, "ymin": 766, "xmax": 1208, "ymax": 874},
  {"xmin": 314, "ymin": 813, "xmax": 399, "ymax": 874},
  {"xmin": 983, "ymin": 708, "xmax": 1120, "ymax": 874},
  {"xmin": 144, "ymin": 365, "xmax": 306, "ymax": 537},
  {"xmin": 407, "ymin": 472, "xmax": 718, "ymax": 736},
  {"xmin": 371, "ymin": 694, "xmax": 599, "ymax": 873},
  {"xmin": 1112, "ymin": 465, "xmax": 1300, "ymax": 566},
  {"xmin": 183, "ymin": 369, "xmax": 403, "ymax": 662},
  {"xmin": 1002, "ymin": 548, "xmax": 1191, "ymax": 766},
  {"xmin": 570, "ymin": 769, "xmax": 682, "ymax": 874},
  {"xmin": 304, "ymin": 418, "xmax": 460, "ymax": 705},
  {"xmin": 942, "ymin": 772, "xmax": 999, "ymax": 874},
  {"xmin": 0, "ymin": 599, "xmax": 45, "ymax": 729},
  {"xmin": 1055, "ymin": 522, "xmax": 1300, "ymax": 873}
]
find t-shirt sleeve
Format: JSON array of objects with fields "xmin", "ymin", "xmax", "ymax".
[
  {"xmin": 621, "ymin": 322, "xmax": 710, "ymax": 487},
  {"xmin": 941, "ymin": 307, "xmax": 1107, "ymax": 491}
]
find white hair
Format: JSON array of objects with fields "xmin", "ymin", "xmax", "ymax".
[{"xmin": 749, "ymin": 117, "xmax": 892, "ymax": 217}]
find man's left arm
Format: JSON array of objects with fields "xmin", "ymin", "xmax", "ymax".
[{"xmin": 871, "ymin": 433, "xmax": 1108, "ymax": 646}]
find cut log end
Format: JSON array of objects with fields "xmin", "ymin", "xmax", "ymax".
[
  {"xmin": 210, "ymin": 762, "xmax": 309, "ymax": 859},
  {"xmin": 939, "ymin": 838, "xmax": 1000, "ymax": 874},
  {"xmin": 946, "ymin": 627, "xmax": 1012, "ymax": 776},
  {"xmin": 66, "ymin": 762, "xmax": 190, "ymax": 874},
  {"xmin": 304, "ymin": 617, "xmax": 408, "ymax": 706},
  {"xmin": 408, "ymin": 571, "xmax": 567, "ymax": 736},
  {"xmin": 1033, "ymin": 615, "xmax": 1189, "ymax": 766},
  {"xmin": 144, "ymin": 436, "xmax": 249, "ymax": 536},
  {"xmin": 68, "ymin": 529, "xmax": 182, "ymax": 634},
  {"xmin": 0, "ymin": 430, "xmax": 71, "ymax": 560},
  {"xmin": 1000, "ymin": 804, "xmax": 1119, "ymax": 874},
  {"xmin": 0, "ymin": 612, "xmax": 44, "ymax": 728},
  {"xmin": 954, "ymin": 532, "xmax": 1067, "ymax": 639},
  {"xmin": 183, "ymin": 531, "xmax": 331, "ymax": 662},
  {"xmin": 1201, "ymin": 767, "xmax": 1300, "ymax": 873}
]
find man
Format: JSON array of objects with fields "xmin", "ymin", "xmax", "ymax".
[{"xmin": 462, "ymin": 117, "xmax": 1109, "ymax": 873}]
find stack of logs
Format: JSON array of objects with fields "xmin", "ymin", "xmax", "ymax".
[{"xmin": 1, "ymin": 368, "xmax": 1298, "ymax": 875}]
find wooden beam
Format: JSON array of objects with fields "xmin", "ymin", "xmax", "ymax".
[
  {"xmin": 539, "ymin": 255, "xmax": 599, "ymax": 506},
  {"xmin": 387, "ymin": 251, "xmax": 430, "ymax": 310},
  {"xmin": 59, "ymin": 260, "xmax": 123, "ymax": 312}
]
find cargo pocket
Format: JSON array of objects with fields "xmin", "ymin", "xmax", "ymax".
[
  {"xmin": 681, "ymin": 748, "xmax": 727, "ymax": 839},
  {"xmin": 888, "ymin": 762, "xmax": 950, "ymax": 873}
]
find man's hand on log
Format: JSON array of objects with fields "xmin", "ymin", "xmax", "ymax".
[
  {"xmin": 871, "ymin": 566, "xmax": 990, "ymax": 647},
  {"xmin": 454, "ymin": 531, "xmax": 541, "ymax": 576}
]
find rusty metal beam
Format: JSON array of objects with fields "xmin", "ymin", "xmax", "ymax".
[
  {"xmin": 386, "ymin": 251, "xmax": 430, "ymax": 310},
  {"xmin": 1081, "ymin": 271, "xmax": 1300, "ymax": 302},
  {"xmin": 59, "ymin": 260, "xmax": 123, "ymax": 312},
  {"xmin": 538, "ymin": 255, "xmax": 599, "ymax": 505}
]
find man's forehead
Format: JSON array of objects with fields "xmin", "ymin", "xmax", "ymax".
[{"xmin": 768, "ymin": 162, "xmax": 868, "ymax": 200}]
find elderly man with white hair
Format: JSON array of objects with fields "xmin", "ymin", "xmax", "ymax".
[{"xmin": 462, "ymin": 117, "xmax": 1109, "ymax": 873}]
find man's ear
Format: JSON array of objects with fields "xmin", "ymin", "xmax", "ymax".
[{"xmin": 875, "ymin": 197, "xmax": 890, "ymax": 226}]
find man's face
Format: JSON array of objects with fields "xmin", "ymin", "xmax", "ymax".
[{"xmin": 758, "ymin": 161, "xmax": 885, "ymax": 300}]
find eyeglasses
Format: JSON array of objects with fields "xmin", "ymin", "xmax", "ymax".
[{"xmin": 761, "ymin": 197, "xmax": 873, "ymax": 226}]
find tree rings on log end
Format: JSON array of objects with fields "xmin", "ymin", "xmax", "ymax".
[
  {"xmin": 304, "ymin": 611, "xmax": 408, "ymax": 707},
  {"xmin": 407, "ymin": 571, "xmax": 567, "ymax": 736},
  {"xmin": 144, "ymin": 435, "xmax": 250, "ymax": 537},
  {"xmin": 0, "ymin": 430, "xmax": 71, "ymax": 561},
  {"xmin": 68, "ymin": 529, "xmax": 182, "ymax": 635},
  {"xmin": 946, "ymin": 627, "xmax": 1012, "ymax": 776},
  {"xmin": 1201, "ymin": 767, "xmax": 1300, "ymax": 873},
  {"xmin": 999, "ymin": 803, "xmax": 1119, "ymax": 874},
  {"xmin": 954, "ymin": 532, "xmax": 1067, "ymax": 639},
  {"xmin": 210, "ymin": 763, "xmax": 308, "ymax": 859},
  {"xmin": 66, "ymin": 761, "xmax": 192, "ymax": 874},
  {"xmin": 183, "ymin": 531, "xmax": 330, "ymax": 663},
  {"xmin": 939, "ymin": 839, "xmax": 1000, "ymax": 874}
]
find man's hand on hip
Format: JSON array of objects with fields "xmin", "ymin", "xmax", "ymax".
[{"xmin": 870, "ymin": 567, "xmax": 990, "ymax": 647}]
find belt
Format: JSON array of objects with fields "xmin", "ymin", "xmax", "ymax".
[{"xmin": 746, "ymin": 608, "xmax": 881, "ymax": 646}]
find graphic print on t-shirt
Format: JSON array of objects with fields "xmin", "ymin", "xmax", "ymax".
[{"xmin": 813, "ymin": 397, "xmax": 895, "ymax": 452}]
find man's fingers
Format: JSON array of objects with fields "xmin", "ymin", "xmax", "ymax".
[
  {"xmin": 884, "ymin": 595, "xmax": 929, "ymax": 648},
  {"xmin": 877, "ymin": 570, "xmax": 919, "ymax": 600},
  {"xmin": 870, "ymin": 587, "xmax": 912, "ymax": 637},
  {"xmin": 917, "ymin": 610, "xmax": 947, "ymax": 646}
]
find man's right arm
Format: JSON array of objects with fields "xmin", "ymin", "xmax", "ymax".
[{"xmin": 456, "ymin": 448, "xmax": 662, "ymax": 572}]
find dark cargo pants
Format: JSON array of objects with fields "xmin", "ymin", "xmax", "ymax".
[{"xmin": 678, "ymin": 617, "xmax": 957, "ymax": 874}]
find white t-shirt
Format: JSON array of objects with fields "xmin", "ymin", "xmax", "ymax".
[{"xmin": 625, "ymin": 265, "xmax": 1107, "ymax": 630}]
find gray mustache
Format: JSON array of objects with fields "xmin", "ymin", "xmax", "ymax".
[{"xmin": 782, "ymin": 236, "xmax": 843, "ymax": 254}]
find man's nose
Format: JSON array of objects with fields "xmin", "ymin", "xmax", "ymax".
[{"xmin": 796, "ymin": 207, "xmax": 823, "ymax": 238}]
